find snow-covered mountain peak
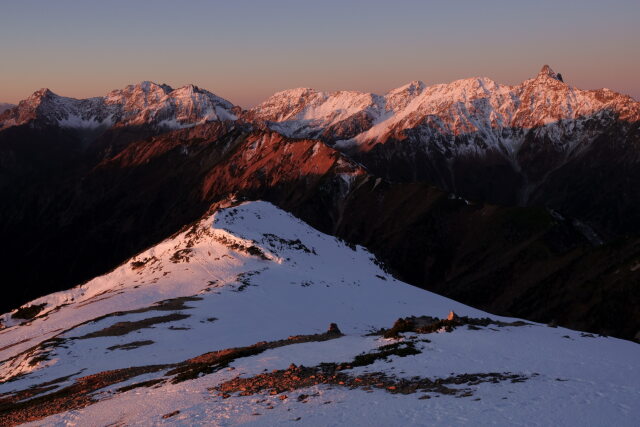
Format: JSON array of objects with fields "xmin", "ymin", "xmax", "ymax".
[
  {"xmin": 0, "ymin": 88, "xmax": 108, "ymax": 130},
  {"xmin": 421, "ymin": 76, "xmax": 504, "ymax": 101},
  {"xmin": 250, "ymin": 88, "xmax": 322, "ymax": 120},
  {"xmin": 104, "ymin": 82, "xmax": 172, "ymax": 115},
  {"xmin": 21, "ymin": 88, "xmax": 75, "ymax": 111},
  {"xmin": 168, "ymin": 84, "xmax": 233, "ymax": 108},
  {"xmin": 29, "ymin": 87, "xmax": 56, "ymax": 100},
  {"xmin": 138, "ymin": 80, "xmax": 173, "ymax": 94},
  {"xmin": 106, "ymin": 81, "xmax": 172, "ymax": 102},
  {"xmin": 384, "ymin": 80, "xmax": 427, "ymax": 111},
  {"xmin": 249, "ymin": 87, "xmax": 381, "ymax": 139},
  {"xmin": 388, "ymin": 80, "xmax": 426, "ymax": 95},
  {"xmin": 0, "ymin": 200, "xmax": 471, "ymax": 380},
  {"xmin": 537, "ymin": 64, "xmax": 563, "ymax": 81},
  {"xmin": 518, "ymin": 65, "xmax": 567, "ymax": 93},
  {"xmin": 275, "ymin": 87, "xmax": 317, "ymax": 97},
  {"xmin": 103, "ymin": 81, "xmax": 238, "ymax": 127},
  {"xmin": 18, "ymin": 88, "xmax": 61, "ymax": 113},
  {"xmin": 0, "ymin": 201, "xmax": 638, "ymax": 425},
  {"xmin": 1, "ymin": 81, "xmax": 237, "ymax": 131},
  {"xmin": 170, "ymin": 84, "xmax": 215, "ymax": 98},
  {"xmin": 173, "ymin": 84, "xmax": 198, "ymax": 95}
]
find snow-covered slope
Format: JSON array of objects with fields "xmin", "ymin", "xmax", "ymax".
[
  {"xmin": 0, "ymin": 201, "xmax": 638, "ymax": 426},
  {"xmin": 0, "ymin": 82, "xmax": 236, "ymax": 131},
  {"xmin": 247, "ymin": 87, "xmax": 384, "ymax": 141}
]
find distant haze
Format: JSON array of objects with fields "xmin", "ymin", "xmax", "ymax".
[
  {"xmin": 0, "ymin": 103, "xmax": 15, "ymax": 114},
  {"xmin": 1, "ymin": 0, "xmax": 638, "ymax": 107}
]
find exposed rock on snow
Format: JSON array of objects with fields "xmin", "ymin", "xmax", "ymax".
[{"xmin": 0, "ymin": 202, "xmax": 638, "ymax": 426}]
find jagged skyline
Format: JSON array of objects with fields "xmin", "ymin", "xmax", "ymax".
[{"xmin": 1, "ymin": 0, "xmax": 639, "ymax": 106}]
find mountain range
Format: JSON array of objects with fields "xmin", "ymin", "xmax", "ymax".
[
  {"xmin": 1, "ymin": 64, "xmax": 640, "ymax": 425},
  {"xmin": 0, "ymin": 65, "xmax": 639, "ymax": 345}
]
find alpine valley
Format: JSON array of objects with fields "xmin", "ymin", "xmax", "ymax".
[{"xmin": 0, "ymin": 66, "xmax": 639, "ymax": 425}]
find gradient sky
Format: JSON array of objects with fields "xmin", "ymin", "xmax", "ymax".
[{"xmin": 1, "ymin": 0, "xmax": 638, "ymax": 107}]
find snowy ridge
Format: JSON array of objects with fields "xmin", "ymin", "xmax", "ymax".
[
  {"xmin": 250, "ymin": 65, "xmax": 640, "ymax": 156},
  {"xmin": 2, "ymin": 201, "xmax": 478, "ymax": 379},
  {"xmin": 0, "ymin": 201, "xmax": 638, "ymax": 426},
  {"xmin": 0, "ymin": 82, "xmax": 237, "ymax": 131},
  {"xmin": 248, "ymin": 87, "xmax": 384, "ymax": 140}
]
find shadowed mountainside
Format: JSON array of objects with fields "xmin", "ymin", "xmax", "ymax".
[{"xmin": 1, "ymin": 120, "xmax": 638, "ymax": 340}]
